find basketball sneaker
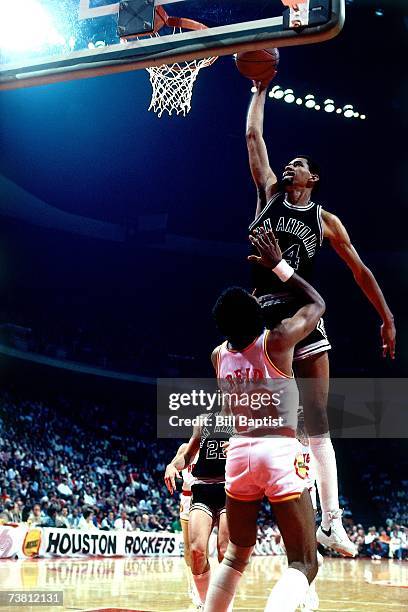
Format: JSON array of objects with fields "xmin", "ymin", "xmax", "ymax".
[{"xmin": 316, "ymin": 509, "xmax": 357, "ymax": 557}]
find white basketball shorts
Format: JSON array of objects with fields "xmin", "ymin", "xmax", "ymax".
[
  {"xmin": 180, "ymin": 491, "xmax": 192, "ymax": 521},
  {"xmin": 225, "ymin": 437, "xmax": 307, "ymax": 503}
]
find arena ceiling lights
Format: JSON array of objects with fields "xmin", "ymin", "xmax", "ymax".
[{"xmin": 260, "ymin": 85, "xmax": 367, "ymax": 120}]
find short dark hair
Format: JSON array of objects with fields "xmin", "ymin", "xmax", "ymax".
[
  {"xmin": 212, "ymin": 287, "xmax": 264, "ymax": 345},
  {"xmin": 48, "ymin": 504, "xmax": 60, "ymax": 517},
  {"xmin": 296, "ymin": 155, "xmax": 321, "ymax": 192},
  {"xmin": 82, "ymin": 507, "xmax": 92, "ymax": 519}
]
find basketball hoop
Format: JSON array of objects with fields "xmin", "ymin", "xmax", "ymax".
[{"xmin": 123, "ymin": 8, "xmax": 217, "ymax": 117}]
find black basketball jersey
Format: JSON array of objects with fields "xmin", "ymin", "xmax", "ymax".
[
  {"xmin": 192, "ymin": 412, "xmax": 233, "ymax": 482},
  {"xmin": 249, "ymin": 191, "xmax": 324, "ymax": 296}
]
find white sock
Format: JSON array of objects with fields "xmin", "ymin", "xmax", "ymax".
[
  {"xmin": 264, "ymin": 568, "xmax": 309, "ymax": 612},
  {"xmin": 187, "ymin": 571, "xmax": 199, "ymax": 601},
  {"xmin": 307, "ymin": 578, "xmax": 317, "ymax": 595},
  {"xmin": 193, "ymin": 568, "xmax": 211, "ymax": 605},
  {"xmin": 204, "ymin": 564, "xmax": 242, "ymax": 612},
  {"xmin": 309, "ymin": 437, "xmax": 339, "ymax": 529}
]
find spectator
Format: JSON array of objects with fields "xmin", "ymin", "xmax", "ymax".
[
  {"xmin": 57, "ymin": 506, "xmax": 70, "ymax": 529},
  {"xmin": 134, "ymin": 515, "xmax": 143, "ymax": 532},
  {"xmin": 68, "ymin": 507, "xmax": 81, "ymax": 529},
  {"xmin": 377, "ymin": 529, "xmax": 391, "ymax": 558},
  {"xmin": 78, "ymin": 508, "xmax": 98, "ymax": 530},
  {"xmin": 140, "ymin": 514, "xmax": 152, "ymax": 532},
  {"xmin": 114, "ymin": 510, "xmax": 132, "ymax": 531},
  {"xmin": 0, "ymin": 501, "xmax": 14, "ymax": 523},
  {"xmin": 10, "ymin": 501, "xmax": 23, "ymax": 523},
  {"xmin": 101, "ymin": 510, "xmax": 115, "ymax": 531},
  {"xmin": 28, "ymin": 503, "xmax": 43, "ymax": 526},
  {"xmin": 389, "ymin": 527, "xmax": 406, "ymax": 560},
  {"xmin": 57, "ymin": 477, "xmax": 73, "ymax": 500},
  {"xmin": 0, "ymin": 488, "xmax": 11, "ymax": 504},
  {"xmin": 41, "ymin": 504, "xmax": 60, "ymax": 528},
  {"xmin": 83, "ymin": 486, "xmax": 97, "ymax": 507}
]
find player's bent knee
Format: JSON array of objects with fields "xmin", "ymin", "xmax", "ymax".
[
  {"xmin": 189, "ymin": 541, "xmax": 208, "ymax": 574},
  {"xmin": 223, "ymin": 541, "xmax": 254, "ymax": 574}
]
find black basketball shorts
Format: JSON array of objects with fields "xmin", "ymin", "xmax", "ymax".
[
  {"xmin": 190, "ymin": 483, "xmax": 226, "ymax": 522},
  {"xmin": 258, "ymin": 293, "xmax": 331, "ymax": 362}
]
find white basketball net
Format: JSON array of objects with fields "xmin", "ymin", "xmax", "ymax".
[{"xmin": 145, "ymin": 30, "xmax": 217, "ymax": 118}]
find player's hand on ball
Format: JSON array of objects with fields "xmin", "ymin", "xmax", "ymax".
[
  {"xmin": 248, "ymin": 227, "xmax": 282, "ymax": 269},
  {"xmin": 252, "ymin": 80, "xmax": 270, "ymax": 91},
  {"xmin": 164, "ymin": 464, "xmax": 180, "ymax": 495},
  {"xmin": 381, "ymin": 319, "xmax": 396, "ymax": 359}
]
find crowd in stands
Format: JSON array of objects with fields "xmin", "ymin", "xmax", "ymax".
[
  {"xmin": 346, "ymin": 523, "xmax": 407, "ymax": 560},
  {"xmin": 0, "ymin": 391, "xmax": 407, "ymax": 560},
  {"xmin": 0, "ymin": 392, "xmax": 182, "ymax": 535}
]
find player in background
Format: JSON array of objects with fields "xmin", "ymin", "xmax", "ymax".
[
  {"xmin": 204, "ymin": 227, "xmax": 325, "ymax": 612},
  {"xmin": 165, "ymin": 414, "xmax": 232, "ymax": 610},
  {"xmin": 245, "ymin": 81, "xmax": 396, "ymax": 556},
  {"xmin": 164, "ymin": 443, "xmax": 199, "ymax": 605}
]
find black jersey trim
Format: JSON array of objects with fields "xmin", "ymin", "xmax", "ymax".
[{"xmin": 249, "ymin": 191, "xmax": 283, "ymax": 230}]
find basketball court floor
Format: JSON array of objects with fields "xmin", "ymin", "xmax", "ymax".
[{"xmin": 0, "ymin": 556, "xmax": 406, "ymax": 611}]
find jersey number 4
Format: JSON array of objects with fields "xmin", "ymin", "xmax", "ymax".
[
  {"xmin": 279, "ymin": 243, "xmax": 301, "ymax": 270},
  {"xmin": 206, "ymin": 440, "xmax": 226, "ymax": 460}
]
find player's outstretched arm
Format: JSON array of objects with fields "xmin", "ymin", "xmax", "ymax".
[
  {"xmin": 322, "ymin": 210, "xmax": 396, "ymax": 359},
  {"xmin": 246, "ymin": 83, "xmax": 279, "ymax": 217},
  {"xmin": 164, "ymin": 432, "xmax": 200, "ymax": 495}
]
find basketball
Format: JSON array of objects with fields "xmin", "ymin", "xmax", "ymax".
[{"xmin": 235, "ymin": 48, "xmax": 279, "ymax": 83}]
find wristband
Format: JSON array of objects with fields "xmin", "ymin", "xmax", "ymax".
[{"xmin": 272, "ymin": 259, "xmax": 294, "ymax": 282}]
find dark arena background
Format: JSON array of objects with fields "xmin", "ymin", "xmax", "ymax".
[{"xmin": 0, "ymin": 1, "xmax": 407, "ymax": 611}]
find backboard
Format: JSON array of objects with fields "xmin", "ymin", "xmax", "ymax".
[{"xmin": 0, "ymin": 1, "xmax": 345, "ymax": 90}]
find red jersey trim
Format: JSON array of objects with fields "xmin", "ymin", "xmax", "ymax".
[{"xmin": 263, "ymin": 330, "xmax": 293, "ymax": 379}]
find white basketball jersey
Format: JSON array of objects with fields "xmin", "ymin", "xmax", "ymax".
[{"xmin": 216, "ymin": 331, "xmax": 298, "ymax": 435}]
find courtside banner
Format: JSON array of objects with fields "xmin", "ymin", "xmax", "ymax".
[
  {"xmin": 0, "ymin": 527, "xmax": 184, "ymax": 559},
  {"xmin": 41, "ymin": 529, "xmax": 184, "ymax": 558},
  {"xmin": 157, "ymin": 378, "xmax": 408, "ymax": 439}
]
